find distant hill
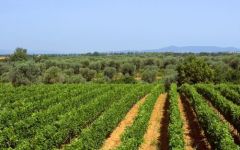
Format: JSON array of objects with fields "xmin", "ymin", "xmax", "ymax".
[
  {"xmin": 1, "ymin": 46, "xmax": 240, "ymax": 55},
  {"xmin": 143, "ymin": 46, "xmax": 240, "ymax": 53}
]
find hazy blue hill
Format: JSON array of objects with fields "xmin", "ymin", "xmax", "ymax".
[
  {"xmin": 1, "ymin": 46, "xmax": 240, "ymax": 55},
  {"xmin": 146, "ymin": 46, "xmax": 240, "ymax": 53}
]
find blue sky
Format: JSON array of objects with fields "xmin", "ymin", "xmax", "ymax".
[{"xmin": 0, "ymin": 0, "xmax": 240, "ymax": 53}]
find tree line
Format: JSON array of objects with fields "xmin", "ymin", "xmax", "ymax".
[{"xmin": 0, "ymin": 47, "xmax": 240, "ymax": 86}]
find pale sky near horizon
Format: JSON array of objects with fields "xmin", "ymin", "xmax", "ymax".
[{"xmin": 0, "ymin": 0, "xmax": 240, "ymax": 53}]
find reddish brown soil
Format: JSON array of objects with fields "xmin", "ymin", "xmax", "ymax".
[
  {"xmin": 139, "ymin": 93, "xmax": 168, "ymax": 150},
  {"xmin": 101, "ymin": 95, "xmax": 147, "ymax": 150},
  {"xmin": 180, "ymin": 95, "xmax": 211, "ymax": 150}
]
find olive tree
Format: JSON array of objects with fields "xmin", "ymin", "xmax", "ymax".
[
  {"xmin": 142, "ymin": 69, "xmax": 158, "ymax": 83},
  {"xmin": 104, "ymin": 67, "xmax": 116, "ymax": 79},
  {"xmin": 121, "ymin": 63, "xmax": 136, "ymax": 76},
  {"xmin": 177, "ymin": 56, "xmax": 214, "ymax": 85},
  {"xmin": 9, "ymin": 48, "xmax": 28, "ymax": 61},
  {"xmin": 79, "ymin": 68, "xmax": 96, "ymax": 81},
  {"xmin": 43, "ymin": 66, "xmax": 65, "ymax": 84},
  {"xmin": 10, "ymin": 63, "xmax": 41, "ymax": 86}
]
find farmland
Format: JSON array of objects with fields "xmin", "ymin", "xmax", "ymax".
[
  {"xmin": 1, "ymin": 83, "xmax": 240, "ymax": 150},
  {"xmin": 1, "ymin": 49, "xmax": 240, "ymax": 150},
  {"xmin": 2, "ymin": 0, "xmax": 240, "ymax": 149}
]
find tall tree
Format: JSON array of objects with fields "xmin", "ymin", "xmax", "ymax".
[
  {"xmin": 177, "ymin": 56, "xmax": 214, "ymax": 85},
  {"xmin": 10, "ymin": 48, "xmax": 28, "ymax": 61}
]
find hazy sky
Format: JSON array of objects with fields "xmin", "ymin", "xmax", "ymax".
[{"xmin": 1, "ymin": 0, "xmax": 240, "ymax": 53}]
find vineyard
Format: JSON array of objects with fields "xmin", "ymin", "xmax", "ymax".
[{"xmin": 1, "ymin": 83, "xmax": 240, "ymax": 150}]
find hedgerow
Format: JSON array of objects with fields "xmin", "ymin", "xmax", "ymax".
[
  {"xmin": 117, "ymin": 84, "xmax": 165, "ymax": 150},
  {"xmin": 180, "ymin": 84, "xmax": 239, "ymax": 150},
  {"xmin": 168, "ymin": 83, "xmax": 184, "ymax": 150}
]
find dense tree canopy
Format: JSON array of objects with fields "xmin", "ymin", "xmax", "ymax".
[
  {"xmin": 43, "ymin": 66, "xmax": 65, "ymax": 84},
  {"xmin": 104, "ymin": 67, "xmax": 116, "ymax": 79},
  {"xmin": 121, "ymin": 63, "xmax": 136, "ymax": 76},
  {"xmin": 177, "ymin": 56, "xmax": 214, "ymax": 85},
  {"xmin": 9, "ymin": 48, "xmax": 28, "ymax": 61},
  {"xmin": 1, "ymin": 47, "xmax": 240, "ymax": 86}
]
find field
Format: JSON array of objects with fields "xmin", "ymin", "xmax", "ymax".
[
  {"xmin": 0, "ymin": 57, "xmax": 7, "ymax": 61},
  {"xmin": 1, "ymin": 83, "xmax": 240, "ymax": 150}
]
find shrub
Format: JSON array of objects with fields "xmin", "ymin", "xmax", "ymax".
[
  {"xmin": 141, "ymin": 69, "xmax": 157, "ymax": 83},
  {"xmin": 43, "ymin": 66, "xmax": 65, "ymax": 84},
  {"xmin": 121, "ymin": 63, "xmax": 136, "ymax": 76},
  {"xmin": 9, "ymin": 48, "xmax": 28, "ymax": 61},
  {"xmin": 89, "ymin": 62, "xmax": 101, "ymax": 72},
  {"xmin": 65, "ymin": 75, "xmax": 86, "ymax": 83},
  {"xmin": 79, "ymin": 68, "xmax": 96, "ymax": 81},
  {"xmin": 104, "ymin": 67, "xmax": 116, "ymax": 79},
  {"xmin": 9, "ymin": 63, "xmax": 41, "ymax": 86}
]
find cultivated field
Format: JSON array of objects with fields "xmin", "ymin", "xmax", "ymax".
[
  {"xmin": 0, "ymin": 57, "xmax": 6, "ymax": 61},
  {"xmin": 0, "ymin": 83, "xmax": 240, "ymax": 150}
]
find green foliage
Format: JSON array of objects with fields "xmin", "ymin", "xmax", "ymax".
[
  {"xmin": 18, "ymin": 86, "xmax": 117, "ymax": 149},
  {"xmin": 228, "ymin": 58, "xmax": 240, "ymax": 70},
  {"xmin": 215, "ymin": 84, "xmax": 240, "ymax": 105},
  {"xmin": 195, "ymin": 84, "xmax": 240, "ymax": 132},
  {"xmin": 43, "ymin": 66, "xmax": 65, "ymax": 84},
  {"xmin": 0, "ymin": 72, "xmax": 10, "ymax": 82},
  {"xmin": 212, "ymin": 62, "xmax": 232, "ymax": 83},
  {"xmin": 64, "ymin": 68, "xmax": 74, "ymax": 76},
  {"xmin": 2, "ymin": 52, "xmax": 240, "ymax": 84},
  {"xmin": 108, "ymin": 60, "xmax": 121, "ymax": 71},
  {"xmin": 0, "ymin": 63, "xmax": 10, "ymax": 76},
  {"xmin": 177, "ymin": 56, "xmax": 214, "ymax": 85},
  {"xmin": 141, "ymin": 67, "xmax": 158, "ymax": 83},
  {"xmin": 33, "ymin": 55, "xmax": 48, "ymax": 63},
  {"xmin": 9, "ymin": 63, "xmax": 41, "ymax": 86},
  {"xmin": 79, "ymin": 68, "xmax": 96, "ymax": 81},
  {"xmin": 103, "ymin": 67, "xmax": 116, "ymax": 79},
  {"xmin": 81, "ymin": 60, "xmax": 90, "ymax": 68},
  {"xmin": 227, "ymin": 84, "xmax": 240, "ymax": 94},
  {"xmin": 117, "ymin": 85, "xmax": 164, "ymax": 150},
  {"xmin": 121, "ymin": 63, "xmax": 136, "ymax": 76},
  {"xmin": 168, "ymin": 84, "xmax": 184, "ymax": 150},
  {"xmin": 131, "ymin": 58, "xmax": 141, "ymax": 71},
  {"xmin": 9, "ymin": 48, "xmax": 28, "ymax": 61},
  {"xmin": 227, "ymin": 70, "xmax": 240, "ymax": 84},
  {"xmin": 0, "ymin": 84, "xmax": 111, "ymax": 148},
  {"xmin": 65, "ymin": 75, "xmax": 86, "ymax": 83},
  {"xmin": 143, "ymin": 58, "xmax": 156, "ymax": 66},
  {"xmin": 89, "ymin": 62, "xmax": 101, "ymax": 72},
  {"xmin": 180, "ymin": 84, "xmax": 239, "ymax": 150},
  {"xmin": 65, "ymin": 85, "xmax": 152, "ymax": 150},
  {"xmin": 120, "ymin": 74, "xmax": 137, "ymax": 84}
]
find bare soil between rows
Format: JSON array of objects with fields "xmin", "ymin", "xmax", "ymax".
[
  {"xmin": 101, "ymin": 95, "xmax": 148, "ymax": 150},
  {"xmin": 140, "ymin": 93, "xmax": 168, "ymax": 150}
]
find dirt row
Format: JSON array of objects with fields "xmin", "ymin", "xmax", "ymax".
[
  {"xmin": 63, "ymin": 91, "xmax": 239, "ymax": 149},
  {"xmin": 179, "ymin": 96, "xmax": 211, "ymax": 150},
  {"xmin": 101, "ymin": 95, "xmax": 147, "ymax": 150},
  {"xmin": 101, "ymin": 93, "xmax": 168, "ymax": 150},
  {"xmin": 140, "ymin": 93, "xmax": 168, "ymax": 150},
  {"xmin": 101, "ymin": 93, "xmax": 214, "ymax": 150}
]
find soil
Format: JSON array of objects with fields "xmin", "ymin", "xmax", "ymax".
[
  {"xmin": 101, "ymin": 95, "xmax": 148, "ymax": 150},
  {"xmin": 179, "ymin": 95, "xmax": 211, "ymax": 150},
  {"xmin": 139, "ymin": 93, "xmax": 168, "ymax": 150}
]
